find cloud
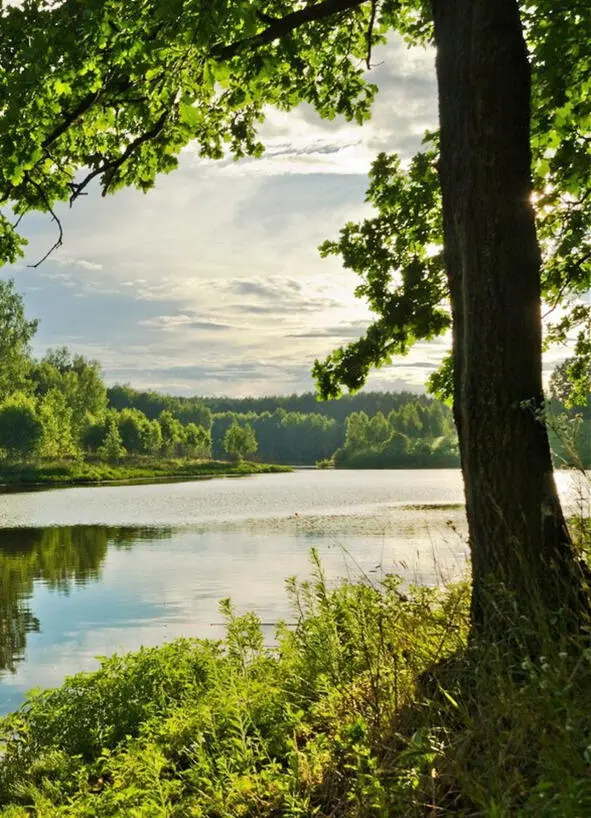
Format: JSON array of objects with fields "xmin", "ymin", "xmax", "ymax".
[
  {"xmin": 230, "ymin": 278, "xmax": 302, "ymax": 298},
  {"xmin": 139, "ymin": 314, "xmax": 233, "ymax": 332},
  {"xmin": 55, "ymin": 257, "xmax": 104, "ymax": 271},
  {"xmin": 287, "ymin": 319, "xmax": 370, "ymax": 339}
]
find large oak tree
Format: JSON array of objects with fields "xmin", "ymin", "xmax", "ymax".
[{"xmin": 0, "ymin": 0, "xmax": 589, "ymax": 640}]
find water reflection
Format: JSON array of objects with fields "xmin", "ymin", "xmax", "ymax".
[{"xmin": 0, "ymin": 527, "xmax": 171, "ymax": 677}]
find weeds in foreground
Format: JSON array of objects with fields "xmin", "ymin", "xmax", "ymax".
[{"xmin": 1, "ymin": 549, "xmax": 591, "ymax": 817}]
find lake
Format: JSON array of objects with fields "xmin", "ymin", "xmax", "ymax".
[{"xmin": 0, "ymin": 469, "xmax": 585, "ymax": 714}]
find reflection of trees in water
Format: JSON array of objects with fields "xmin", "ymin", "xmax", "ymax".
[{"xmin": 0, "ymin": 526, "xmax": 172, "ymax": 676}]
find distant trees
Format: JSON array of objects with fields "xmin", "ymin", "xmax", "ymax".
[
  {"xmin": 211, "ymin": 410, "xmax": 342, "ymax": 465},
  {"xmin": 139, "ymin": 419, "xmax": 163, "ymax": 456},
  {"xmin": 117, "ymin": 409, "xmax": 151, "ymax": 455},
  {"xmin": 103, "ymin": 384, "xmax": 470, "ymax": 467},
  {"xmin": 98, "ymin": 420, "xmax": 126, "ymax": 464},
  {"xmin": 158, "ymin": 410, "xmax": 185, "ymax": 457},
  {"xmin": 135, "ymin": 388, "xmax": 428, "ymax": 425},
  {"xmin": 31, "ymin": 348, "xmax": 108, "ymax": 437},
  {"xmin": 333, "ymin": 405, "xmax": 460, "ymax": 469},
  {"xmin": 108, "ymin": 385, "xmax": 212, "ymax": 429},
  {"xmin": 0, "ymin": 281, "xmax": 586, "ymax": 472},
  {"xmin": 38, "ymin": 389, "xmax": 78, "ymax": 459},
  {"xmin": 0, "ymin": 393, "xmax": 44, "ymax": 460},
  {"xmin": 0, "ymin": 279, "xmax": 37, "ymax": 402},
  {"xmin": 223, "ymin": 423, "xmax": 257, "ymax": 462},
  {"xmin": 183, "ymin": 424, "xmax": 211, "ymax": 459}
]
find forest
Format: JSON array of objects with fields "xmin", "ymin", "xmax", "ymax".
[{"xmin": 1, "ymin": 278, "xmax": 588, "ymax": 481}]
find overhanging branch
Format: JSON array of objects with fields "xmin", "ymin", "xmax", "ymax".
[
  {"xmin": 211, "ymin": 0, "xmax": 369, "ymax": 60},
  {"xmin": 4, "ymin": 0, "xmax": 373, "ymax": 264}
]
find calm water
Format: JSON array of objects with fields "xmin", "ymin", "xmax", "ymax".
[{"xmin": 0, "ymin": 469, "xmax": 584, "ymax": 714}]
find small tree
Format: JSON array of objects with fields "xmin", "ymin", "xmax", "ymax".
[
  {"xmin": 344, "ymin": 411, "xmax": 370, "ymax": 450},
  {"xmin": 223, "ymin": 422, "xmax": 257, "ymax": 462},
  {"xmin": 182, "ymin": 423, "xmax": 211, "ymax": 459},
  {"xmin": 158, "ymin": 410, "xmax": 184, "ymax": 457},
  {"xmin": 367, "ymin": 412, "xmax": 391, "ymax": 447},
  {"xmin": 38, "ymin": 388, "xmax": 78, "ymax": 459},
  {"xmin": 117, "ymin": 408, "xmax": 150, "ymax": 455},
  {"xmin": 0, "ymin": 280, "xmax": 38, "ymax": 402},
  {"xmin": 139, "ymin": 419, "xmax": 163, "ymax": 455},
  {"xmin": 0, "ymin": 393, "xmax": 43, "ymax": 461},
  {"xmin": 97, "ymin": 419, "xmax": 126, "ymax": 464}
]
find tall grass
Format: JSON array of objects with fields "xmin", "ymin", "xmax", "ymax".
[{"xmin": 1, "ymin": 541, "xmax": 590, "ymax": 817}]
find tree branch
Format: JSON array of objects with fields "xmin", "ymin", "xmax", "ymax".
[
  {"xmin": 3, "ymin": 0, "xmax": 373, "ymax": 267},
  {"xmin": 366, "ymin": 0, "xmax": 378, "ymax": 69},
  {"xmin": 211, "ymin": 0, "xmax": 369, "ymax": 60},
  {"xmin": 26, "ymin": 183, "xmax": 64, "ymax": 268},
  {"xmin": 68, "ymin": 109, "xmax": 170, "ymax": 204}
]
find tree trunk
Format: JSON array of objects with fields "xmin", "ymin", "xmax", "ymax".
[{"xmin": 431, "ymin": 0, "xmax": 589, "ymax": 642}]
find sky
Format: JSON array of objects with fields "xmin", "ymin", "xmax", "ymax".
[{"xmin": 1, "ymin": 34, "xmax": 572, "ymax": 398}]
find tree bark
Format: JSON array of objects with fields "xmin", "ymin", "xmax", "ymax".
[{"xmin": 431, "ymin": 0, "xmax": 589, "ymax": 642}]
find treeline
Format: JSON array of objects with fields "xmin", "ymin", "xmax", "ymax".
[
  {"xmin": 107, "ymin": 384, "xmax": 435, "ymax": 424},
  {"xmin": 333, "ymin": 406, "xmax": 459, "ymax": 468},
  {"xmin": 1, "ymin": 279, "xmax": 588, "ymax": 470},
  {"xmin": 0, "ymin": 274, "xmax": 462, "ymax": 466},
  {"xmin": 108, "ymin": 384, "xmax": 460, "ymax": 466},
  {"xmin": 0, "ymin": 346, "xmax": 214, "ymax": 464}
]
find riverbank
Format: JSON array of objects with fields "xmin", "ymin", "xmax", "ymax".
[
  {"xmin": 0, "ymin": 458, "xmax": 291, "ymax": 488},
  {"xmin": 1, "ymin": 559, "xmax": 590, "ymax": 816}
]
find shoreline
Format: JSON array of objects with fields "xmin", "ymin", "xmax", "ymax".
[{"xmin": 0, "ymin": 460, "xmax": 292, "ymax": 491}]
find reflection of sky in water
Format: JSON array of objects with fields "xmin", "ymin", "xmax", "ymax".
[
  {"xmin": 0, "ymin": 469, "xmax": 468, "ymax": 528},
  {"xmin": 0, "ymin": 469, "xmax": 586, "ymax": 715}
]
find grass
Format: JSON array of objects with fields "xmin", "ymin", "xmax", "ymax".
[
  {"xmin": 1, "ymin": 544, "xmax": 590, "ymax": 817},
  {"xmin": 0, "ymin": 458, "xmax": 291, "ymax": 488}
]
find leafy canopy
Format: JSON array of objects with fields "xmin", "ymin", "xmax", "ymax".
[
  {"xmin": 315, "ymin": 0, "xmax": 590, "ymax": 399},
  {"xmin": 0, "ymin": 0, "xmax": 588, "ymax": 398}
]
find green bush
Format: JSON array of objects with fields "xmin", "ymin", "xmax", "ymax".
[{"xmin": 1, "ymin": 552, "xmax": 591, "ymax": 816}]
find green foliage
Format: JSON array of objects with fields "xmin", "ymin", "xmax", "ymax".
[
  {"xmin": 38, "ymin": 388, "xmax": 78, "ymax": 459},
  {"xmin": 525, "ymin": 1, "xmax": 591, "ymax": 409},
  {"xmin": 139, "ymin": 418, "xmax": 163, "ymax": 455},
  {"xmin": 336, "ymin": 404, "xmax": 458, "ymax": 468},
  {"xmin": 223, "ymin": 421, "xmax": 258, "ymax": 461},
  {"xmin": 0, "ymin": 557, "xmax": 470, "ymax": 817},
  {"xmin": 158, "ymin": 410, "xmax": 184, "ymax": 457},
  {"xmin": 182, "ymin": 422, "xmax": 211, "ymax": 459},
  {"xmin": 0, "ymin": 392, "xmax": 43, "ymax": 460},
  {"xmin": 27, "ymin": 347, "xmax": 109, "ymax": 464},
  {"xmin": 0, "ymin": 279, "xmax": 37, "ymax": 402},
  {"xmin": 550, "ymin": 357, "xmax": 591, "ymax": 410},
  {"xmin": 4, "ymin": 549, "xmax": 591, "ymax": 816},
  {"xmin": 314, "ymin": 148, "xmax": 449, "ymax": 398},
  {"xmin": 0, "ymin": 277, "xmax": 579, "ymax": 473},
  {"xmin": 547, "ymin": 361, "xmax": 591, "ymax": 468},
  {"xmin": 3, "ymin": 0, "xmax": 583, "ymax": 408},
  {"xmin": 0, "ymin": 458, "xmax": 289, "ymax": 489},
  {"xmin": 117, "ymin": 408, "xmax": 151, "ymax": 455},
  {"xmin": 31, "ymin": 349, "xmax": 108, "ymax": 437},
  {"xmin": 0, "ymin": 0, "xmax": 381, "ymax": 260},
  {"xmin": 311, "ymin": 6, "xmax": 590, "ymax": 401},
  {"xmin": 108, "ymin": 385, "xmax": 212, "ymax": 429},
  {"xmin": 97, "ymin": 419, "xmax": 126, "ymax": 464},
  {"xmin": 163, "ymin": 389, "xmax": 439, "ymax": 422}
]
